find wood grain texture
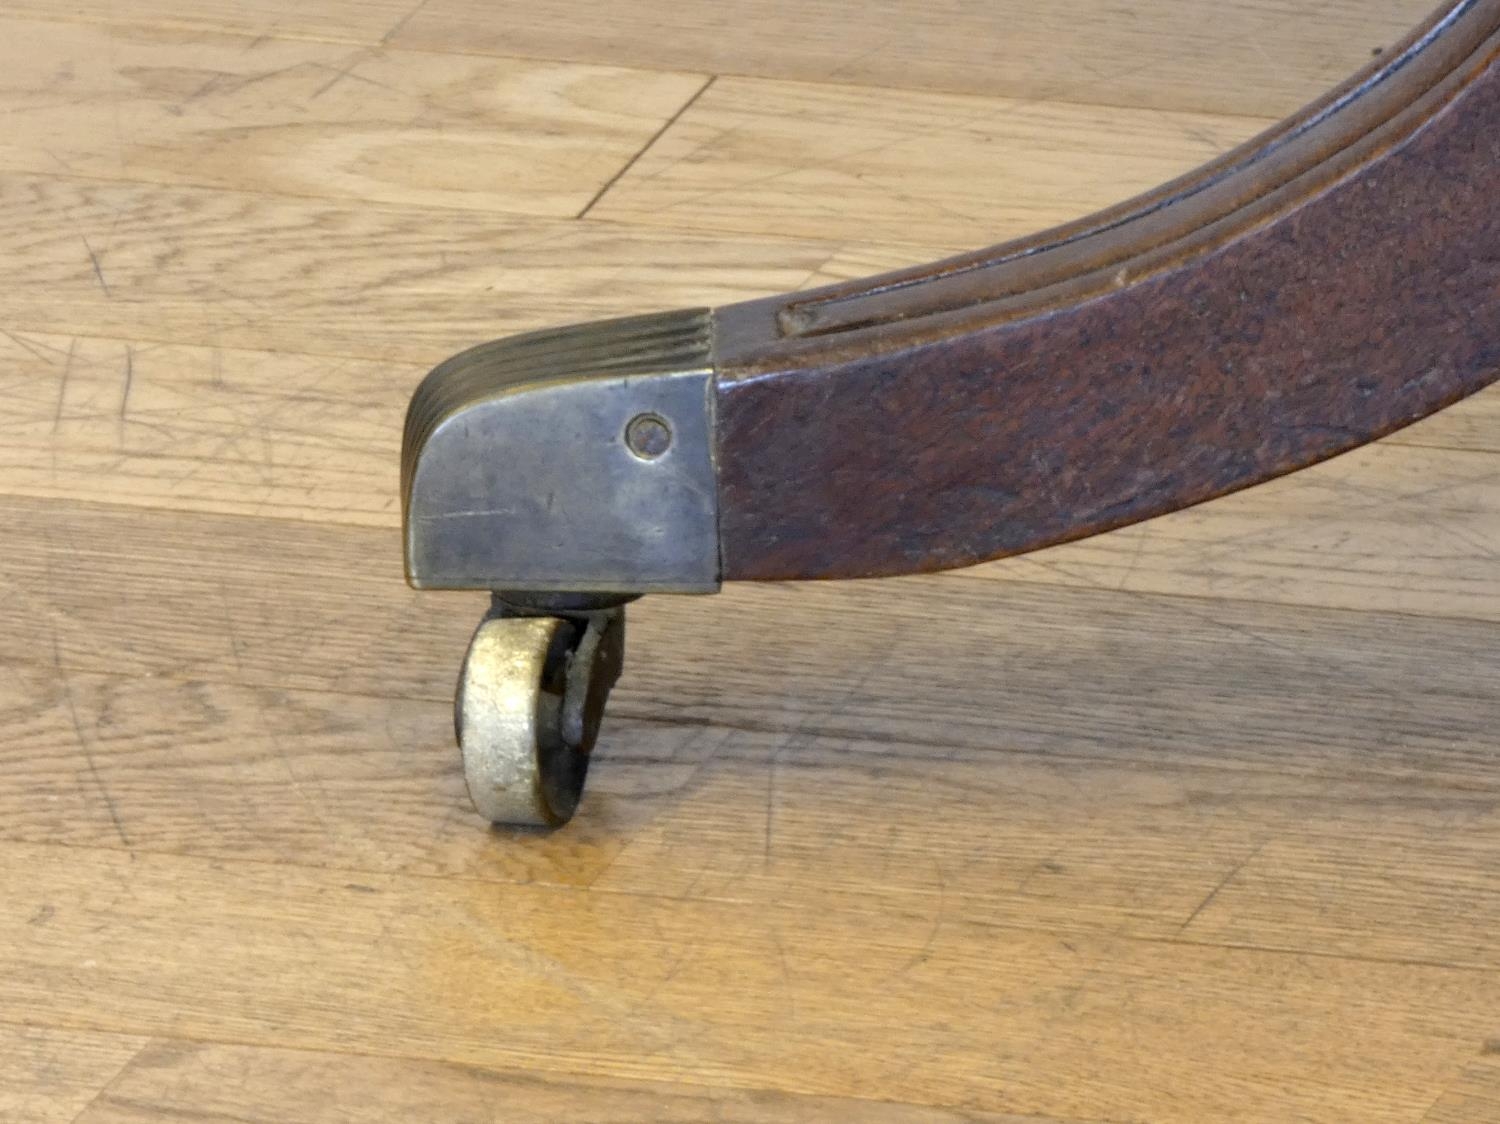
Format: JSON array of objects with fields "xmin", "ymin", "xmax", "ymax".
[
  {"xmin": 0, "ymin": 332, "xmax": 402, "ymax": 524},
  {"xmin": 0, "ymin": 16, "xmax": 708, "ymax": 217},
  {"xmin": 0, "ymin": 173, "xmax": 950, "ymax": 362},
  {"xmin": 0, "ymin": 0, "xmax": 411, "ymax": 47},
  {"xmin": 591, "ymin": 75, "xmax": 1274, "ymax": 246},
  {"xmin": 70, "ymin": 1040, "xmax": 1061, "ymax": 1124},
  {"xmin": 714, "ymin": 29, "xmax": 1500, "ymax": 580},
  {"xmin": 3, "ymin": 0, "xmax": 1499, "ymax": 1120},
  {"xmin": 393, "ymin": 0, "xmax": 1434, "ymax": 117},
  {"xmin": 5, "ymin": 839, "xmax": 1499, "ymax": 1121},
  {"xmin": 1425, "ymin": 1051, "xmax": 1500, "ymax": 1123},
  {"xmin": 2, "ymin": 498, "xmax": 1499, "ymax": 960},
  {"xmin": 10, "ymin": 0, "xmax": 1434, "ymax": 118},
  {"xmin": 0, "ymin": 1023, "xmax": 148, "ymax": 1124},
  {"xmin": 969, "ymin": 440, "xmax": 1500, "ymax": 623}
]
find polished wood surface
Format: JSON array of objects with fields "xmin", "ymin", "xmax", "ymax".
[
  {"xmin": 2, "ymin": 3, "xmax": 1497, "ymax": 1121},
  {"xmin": 714, "ymin": 6, "xmax": 1500, "ymax": 580}
]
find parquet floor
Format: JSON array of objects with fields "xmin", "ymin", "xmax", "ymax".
[{"xmin": 2, "ymin": 2, "xmax": 1497, "ymax": 1120}]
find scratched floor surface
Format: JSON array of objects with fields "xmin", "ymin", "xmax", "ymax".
[{"xmin": 2, "ymin": 2, "xmax": 1499, "ymax": 1121}]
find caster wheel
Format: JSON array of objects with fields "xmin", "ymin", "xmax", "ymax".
[{"xmin": 455, "ymin": 608, "xmax": 623, "ymax": 828}]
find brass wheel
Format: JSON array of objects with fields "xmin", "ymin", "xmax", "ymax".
[{"xmin": 454, "ymin": 607, "xmax": 623, "ymax": 828}]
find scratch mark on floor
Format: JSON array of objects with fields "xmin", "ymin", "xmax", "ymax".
[
  {"xmin": 53, "ymin": 634, "xmax": 132, "ymax": 849},
  {"xmin": 1179, "ymin": 838, "xmax": 1269, "ymax": 933},
  {"xmin": 52, "ymin": 337, "xmax": 77, "ymax": 436},
  {"xmin": 183, "ymin": 71, "xmax": 225, "ymax": 104},
  {"xmin": 380, "ymin": 0, "xmax": 431, "ymax": 45},
  {"xmin": 118, "ymin": 345, "xmax": 134, "ymax": 428},
  {"xmin": 82, "ymin": 236, "xmax": 111, "ymax": 296},
  {"xmin": 577, "ymin": 75, "xmax": 718, "ymax": 220},
  {"xmin": 1, "ymin": 327, "xmax": 57, "ymax": 364}
]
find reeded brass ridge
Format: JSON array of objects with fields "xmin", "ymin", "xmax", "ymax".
[
  {"xmin": 403, "ymin": 308, "xmax": 719, "ymax": 595},
  {"xmin": 402, "ymin": 0, "xmax": 1500, "ymax": 828}
]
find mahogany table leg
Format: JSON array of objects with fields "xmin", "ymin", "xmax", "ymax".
[{"xmin": 403, "ymin": 0, "xmax": 1500, "ymax": 826}]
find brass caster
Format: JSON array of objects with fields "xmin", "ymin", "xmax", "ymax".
[{"xmin": 454, "ymin": 596, "xmax": 626, "ymax": 828}]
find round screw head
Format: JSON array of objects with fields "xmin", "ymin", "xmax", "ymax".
[{"xmin": 625, "ymin": 413, "xmax": 673, "ymax": 459}]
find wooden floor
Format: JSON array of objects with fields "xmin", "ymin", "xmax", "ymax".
[{"xmin": 2, "ymin": 1, "xmax": 1498, "ymax": 1120}]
